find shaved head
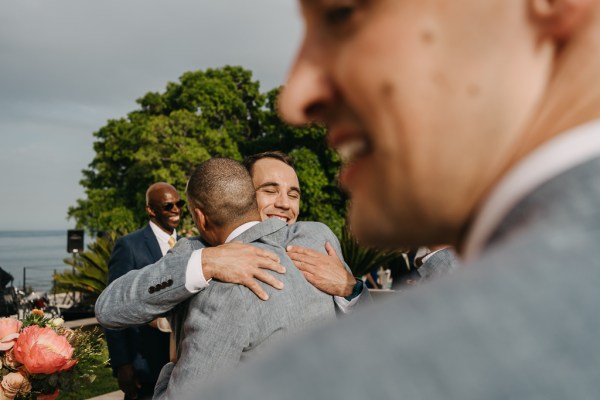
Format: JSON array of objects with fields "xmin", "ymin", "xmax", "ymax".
[
  {"xmin": 145, "ymin": 182, "xmax": 182, "ymax": 234},
  {"xmin": 146, "ymin": 182, "xmax": 178, "ymax": 206},
  {"xmin": 186, "ymin": 158, "xmax": 259, "ymax": 228}
]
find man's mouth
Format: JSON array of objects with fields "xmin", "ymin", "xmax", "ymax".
[
  {"xmin": 268, "ymin": 215, "xmax": 289, "ymax": 223},
  {"xmin": 329, "ymin": 124, "xmax": 372, "ymax": 163},
  {"xmin": 328, "ymin": 128, "xmax": 373, "ymax": 188},
  {"xmin": 169, "ymin": 215, "xmax": 180, "ymax": 222}
]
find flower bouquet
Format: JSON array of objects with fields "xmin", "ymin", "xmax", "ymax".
[{"xmin": 0, "ymin": 310, "xmax": 104, "ymax": 399}]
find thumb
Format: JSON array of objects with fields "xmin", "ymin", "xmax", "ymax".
[{"xmin": 325, "ymin": 242, "xmax": 338, "ymax": 257}]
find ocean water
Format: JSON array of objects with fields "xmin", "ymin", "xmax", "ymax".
[{"xmin": 0, "ymin": 230, "xmax": 87, "ymax": 293}]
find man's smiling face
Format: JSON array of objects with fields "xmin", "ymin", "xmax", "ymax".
[
  {"xmin": 251, "ymin": 158, "xmax": 300, "ymax": 224},
  {"xmin": 278, "ymin": 0, "xmax": 553, "ymax": 247}
]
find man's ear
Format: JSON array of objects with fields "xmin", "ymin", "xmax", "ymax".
[
  {"xmin": 530, "ymin": 0, "xmax": 596, "ymax": 39},
  {"xmin": 195, "ymin": 208, "xmax": 208, "ymax": 232},
  {"xmin": 146, "ymin": 205, "xmax": 156, "ymax": 218}
]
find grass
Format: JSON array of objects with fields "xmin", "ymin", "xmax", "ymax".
[{"xmin": 59, "ymin": 338, "xmax": 119, "ymax": 400}]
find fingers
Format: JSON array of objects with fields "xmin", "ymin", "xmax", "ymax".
[
  {"xmin": 287, "ymin": 245, "xmax": 320, "ymax": 257},
  {"xmin": 252, "ymin": 269, "xmax": 285, "ymax": 290},
  {"xmin": 325, "ymin": 242, "xmax": 339, "ymax": 258},
  {"xmin": 244, "ymin": 280, "xmax": 270, "ymax": 301},
  {"xmin": 255, "ymin": 247, "xmax": 280, "ymax": 263},
  {"xmin": 238, "ymin": 267, "xmax": 285, "ymax": 301},
  {"xmin": 301, "ymin": 270, "xmax": 316, "ymax": 284},
  {"xmin": 258, "ymin": 258, "xmax": 286, "ymax": 274}
]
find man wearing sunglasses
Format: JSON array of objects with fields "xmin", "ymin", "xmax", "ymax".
[{"xmin": 105, "ymin": 182, "xmax": 184, "ymax": 400}]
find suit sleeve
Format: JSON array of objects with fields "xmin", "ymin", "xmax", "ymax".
[
  {"xmin": 154, "ymin": 285, "xmax": 252, "ymax": 400},
  {"xmin": 95, "ymin": 239, "xmax": 203, "ymax": 329},
  {"xmin": 104, "ymin": 238, "xmax": 136, "ymax": 370}
]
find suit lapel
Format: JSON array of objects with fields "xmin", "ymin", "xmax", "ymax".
[
  {"xmin": 143, "ymin": 224, "xmax": 163, "ymax": 262},
  {"xmin": 232, "ymin": 218, "xmax": 288, "ymax": 244}
]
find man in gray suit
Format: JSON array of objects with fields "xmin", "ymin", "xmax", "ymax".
[
  {"xmin": 179, "ymin": 0, "xmax": 600, "ymax": 398},
  {"xmin": 96, "ymin": 158, "xmax": 353, "ymax": 398}
]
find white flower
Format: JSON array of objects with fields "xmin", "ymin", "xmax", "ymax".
[{"xmin": 50, "ymin": 318, "xmax": 64, "ymax": 327}]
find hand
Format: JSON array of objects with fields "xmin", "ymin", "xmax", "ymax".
[
  {"xmin": 287, "ymin": 242, "xmax": 355, "ymax": 297},
  {"xmin": 117, "ymin": 364, "xmax": 141, "ymax": 399},
  {"xmin": 202, "ymin": 242, "xmax": 286, "ymax": 301}
]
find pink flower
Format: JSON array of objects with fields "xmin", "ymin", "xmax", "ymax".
[
  {"xmin": 13, "ymin": 326, "xmax": 77, "ymax": 374},
  {"xmin": 36, "ymin": 389, "xmax": 59, "ymax": 400},
  {"xmin": 0, "ymin": 372, "xmax": 31, "ymax": 399},
  {"xmin": 0, "ymin": 318, "xmax": 22, "ymax": 351}
]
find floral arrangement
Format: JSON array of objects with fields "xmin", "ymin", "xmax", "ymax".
[{"xmin": 0, "ymin": 310, "xmax": 104, "ymax": 399}]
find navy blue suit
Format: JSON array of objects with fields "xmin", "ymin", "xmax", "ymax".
[{"xmin": 104, "ymin": 224, "xmax": 170, "ymax": 394}]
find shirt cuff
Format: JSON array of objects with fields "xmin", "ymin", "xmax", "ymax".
[
  {"xmin": 333, "ymin": 293, "xmax": 361, "ymax": 314},
  {"xmin": 185, "ymin": 249, "xmax": 210, "ymax": 293}
]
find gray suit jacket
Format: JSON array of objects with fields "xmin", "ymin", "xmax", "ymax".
[{"xmin": 185, "ymin": 157, "xmax": 600, "ymax": 399}]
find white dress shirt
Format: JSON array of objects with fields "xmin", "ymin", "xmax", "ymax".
[
  {"xmin": 149, "ymin": 221, "xmax": 178, "ymax": 257},
  {"xmin": 463, "ymin": 119, "xmax": 600, "ymax": 262},
  {"xmin": 184, "ymin": 221, "xmax": 361, "ymax": 313}
]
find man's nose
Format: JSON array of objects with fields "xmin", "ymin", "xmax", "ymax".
[
  {"xmin": 278, "ymin": 39, "xmax": 335, "ymax": 126},
  {"xmin": 274, "ymin": 193, "xmax": 290, "ymax": 210}
]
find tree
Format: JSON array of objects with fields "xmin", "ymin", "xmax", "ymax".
[{"xmin": 69, "ymin": 66, "xmax": 347, "ymax": 236}]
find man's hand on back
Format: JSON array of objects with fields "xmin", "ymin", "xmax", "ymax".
[
  {"xmin": 202, "ymin": 242, "xmax": 286, "ymax": 301},
  {"xmin": 287, "ymin": 242, "xmax": 355, "ymax": 297}
]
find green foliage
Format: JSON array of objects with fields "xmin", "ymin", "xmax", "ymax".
[
  {"xmin": 69, "ymin": 66, "xmax": 346, "ymax": 236},
  {"xmin": 55, "ymin": 233, "xmax": 116, "ymax": 301},
  {"xmin": 57, "ymin": 327, "xmax": 106, "ymax": 394},
  {"xmin": 59, "ymin": 339, "xmax": 118, "ymax": 400},
  {"xmin": 339, "ymin": 228, "xmax": 405, "ymax": 278}
]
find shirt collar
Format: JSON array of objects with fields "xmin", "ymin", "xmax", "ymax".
[
  {"xmin": 149, "ymin": 220, "xmax": 176, "ymax": 244},
  {"xmin": 463, "ymin": 119, "xmax": 600, "ymax": 262},
  {"xmin": 225, "ymin": 221, "xmax": 261, "ymax": 243}
]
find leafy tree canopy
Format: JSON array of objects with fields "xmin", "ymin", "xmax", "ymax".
[{"xmin": 69, "ymin": 66, "xmax": 346, "ymax": 235}]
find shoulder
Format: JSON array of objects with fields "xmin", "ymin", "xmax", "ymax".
[
  {"xmin": 293, "ymin": 221, "xmax": 338, "ymax": 242},
  {"xmin": 292, "ymin": 221, "xmax": 333, "ymax": 235},
  {"xmin": 171, "ymin": 236, "xmax": 205, "ymax": 253},
  {"xmin": 117, "ymin": 226, "xmax": 149, "ymax": 245}
]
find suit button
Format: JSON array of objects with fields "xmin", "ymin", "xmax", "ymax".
[
  {"xmin": 167, "ymin": 279, "xmax": 173, "ymax": 286},
  {"xmin": 155, "ymin": 284, "xmax": 162, "ymax": 292},
  {"xmin": 148, "ymin": 287, "xmax": 155, "ymax": 294},
  {"xmin": 161, "ymin": 281, "xmax": 169, "ymax": 289}
]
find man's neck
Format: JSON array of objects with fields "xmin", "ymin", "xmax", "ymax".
[{"xmin": 204, "ymin": 215, "xmax": 261, "ymax": 246}]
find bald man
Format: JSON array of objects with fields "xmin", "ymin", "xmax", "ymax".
[{"xmin": 105, "ymin": 182, "xmax": 184, "ymax": 400}]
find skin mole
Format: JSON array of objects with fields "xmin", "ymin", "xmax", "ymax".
[
  {"xmin": 381, "ymin": 81, "xmax": 394, "ymax": 97},
  {"xmin": 421, "ymin": 29, "xmax": 435, "ymax": 44}
]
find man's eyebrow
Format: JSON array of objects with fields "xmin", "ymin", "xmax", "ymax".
[
  {"xmin": 257, "ymin": 182, "xmax": 280, "ymax": 190},
  {"xmin": 257, "ymin": 182, "xmax": 302, "ymax": 195}
]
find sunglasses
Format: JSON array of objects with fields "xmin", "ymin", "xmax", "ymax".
[{"xmin": 162, "ymin": 200, "xmax": 186, "ymax": 211}]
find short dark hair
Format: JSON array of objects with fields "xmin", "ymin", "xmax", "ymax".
[
  {"xmin": 242, "ymin": 151, "xmax": 294, "ymax": 175},
  {"xmin": 186, "ymin": 158, "xmax": 258, "ymax": 227}
]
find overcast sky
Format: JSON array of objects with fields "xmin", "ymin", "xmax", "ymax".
[{"xmin": 0, "ymin": 0, "xmax": 302, "ymax": 230}]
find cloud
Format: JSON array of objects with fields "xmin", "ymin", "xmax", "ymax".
[{"xmin": 0, "ymin": 0, "xmax": 301, "ymax": 229}]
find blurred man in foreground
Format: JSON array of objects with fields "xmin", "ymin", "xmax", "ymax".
[{"xmin": 187, "ymin": 0, "xmax": 600, "ymax": 398}]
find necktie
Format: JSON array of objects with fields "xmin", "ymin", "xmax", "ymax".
[{"xmin": 168, "ymin": 237, "xmax": 176, "ymax": 249}]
